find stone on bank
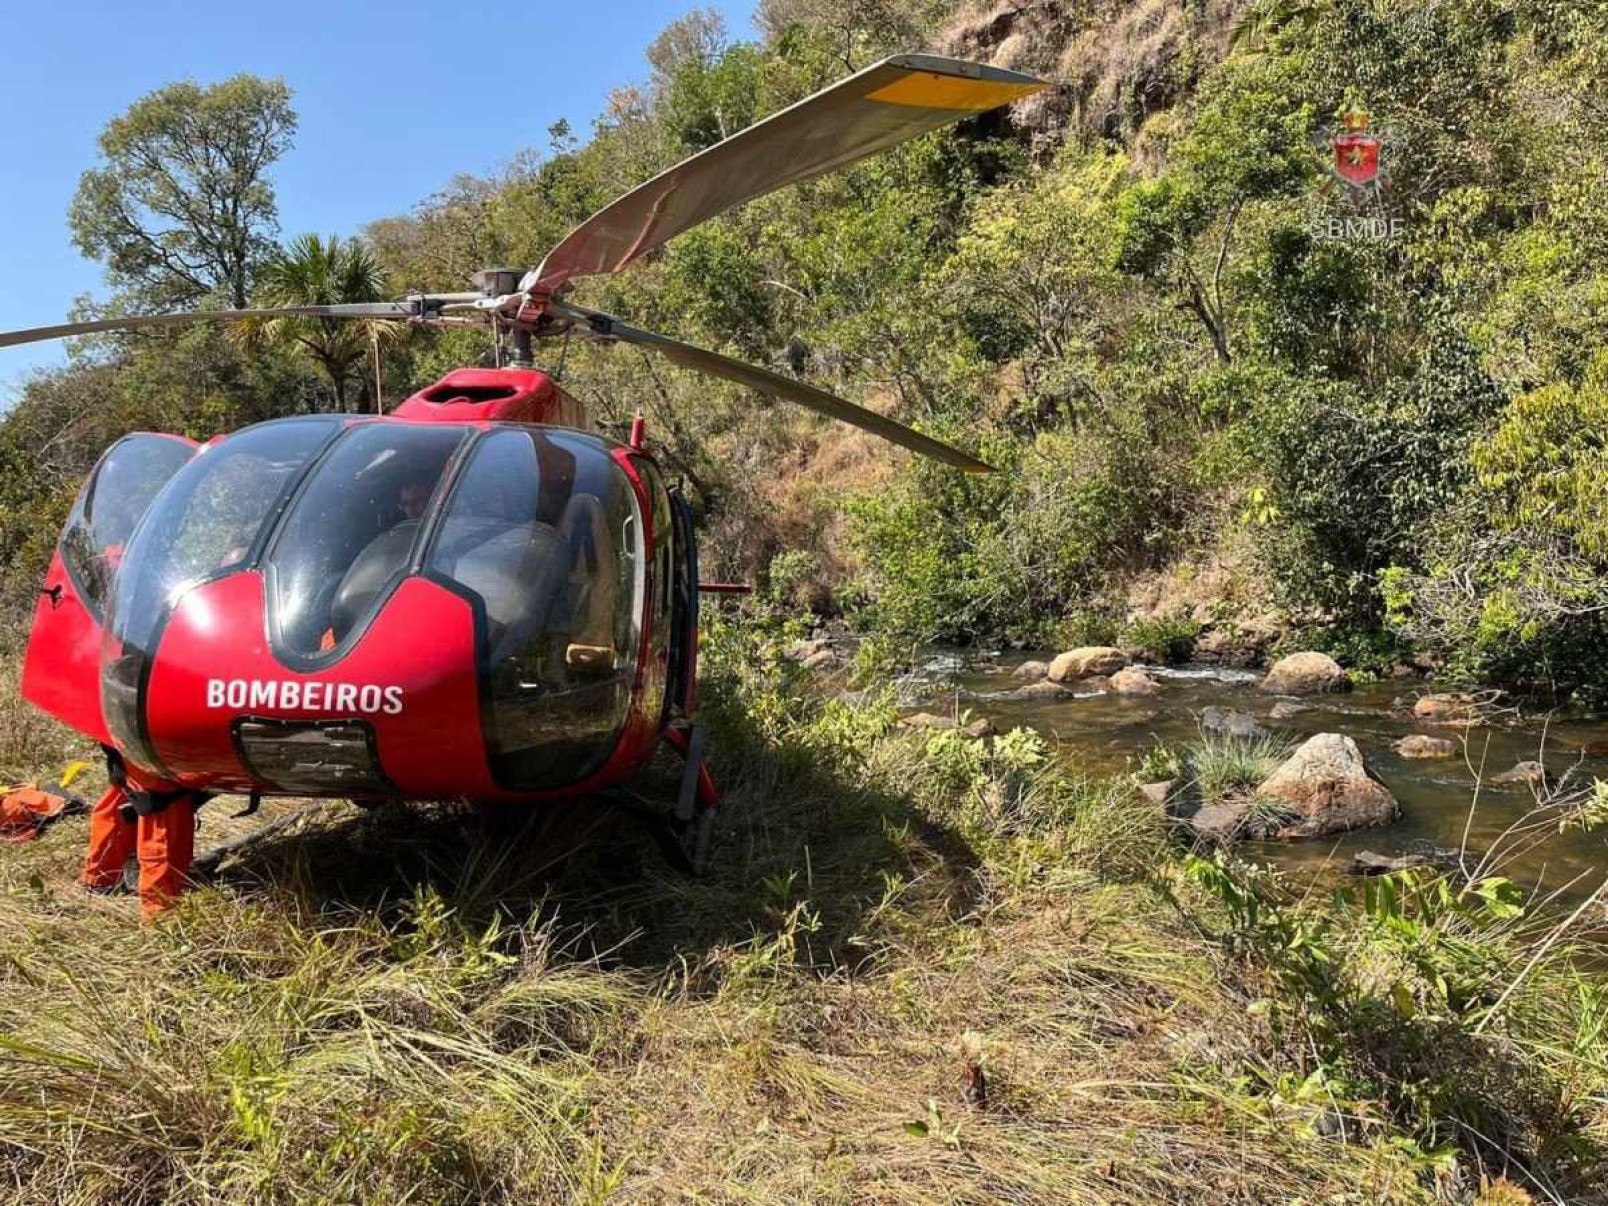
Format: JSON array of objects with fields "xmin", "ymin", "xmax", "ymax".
[
  {"xmin": 1259, "ymin": 651, "xmax": 1347, "ymax": 696},
  {"xmin": 1048, "ymin": 646, "xmax": 1129, "ymax": 683}
]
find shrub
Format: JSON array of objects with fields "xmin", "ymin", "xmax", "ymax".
[
  {"xmin": 1252, "ymin": 328, "xmax": 1506, "ymax": 623},
  {"xmin": 1385, "ymin": 366, "xmax": 1608, "ymax": 700},
  {"xmin": 1121, "ymin": 611, "xmax": 1202, "ymax": 664},
  {"xmin": 762, "ymin": 548, "xmax": 822, "ymax": 612},
  {"xmin": 849, "ymin": 407, "xmax": 1188, "ymax": 648}
]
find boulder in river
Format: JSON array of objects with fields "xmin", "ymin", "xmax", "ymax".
[
  {"xmin": 1179, "ymin": 801, "xmax": 1252, "ymax": 842},
  {"xmin": 1491, "ymin": 760, "xmax": 1550, "ymax": 789},
  {"xmin": 786, "ymin": 637, "xmax": 835, "ymax": 662},
  {"xmin": 1351, "ymin": 848, "xmax": 1459, "ymax": 875},
  {"xmin": 900, "ymin": 712, "xmax": 996, "ymax": 740},
  {"xmin": 1253, "ymin": 733, "xmax": 1400, "ymax": 839},
  {"xmin": 1394, "ymin": 735, "xmax": 1458, "ymax": 759},
  {"xmin": 1108, "ymin": 667, "xmax": 1158, "ymax": 696},
  {"xmin": 1048, "ymin": 646, "xmax": 1128, "ymax": 682},
  {"xmin": 1267, "ymin": 700, "xmax": 1308, "ymax": 721},
  {"xmin": 1412, "ymin": 693, "xmax": 1482, "ymax": 726},
  {"xmin": 1200, "ymin": 706, "xmax": 1265, "ymax": 738},
  {"xmin": 990, "ymin": 679, "xmax": 1074, "ymax": 702},
  {"xmin": 1259, "ymin": 651, "xmax": 1347, "ymax": 696},
  {"xmin": 1011, "ymin": 660, "xmax": 1050, "ymax": 681}
]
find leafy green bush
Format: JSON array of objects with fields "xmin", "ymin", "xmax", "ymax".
[
  {"xmin": 1252, "ymin": 328, "xmax": 1505, "ymax": 623},
  {"xmin": 1121, "ymin": 612, "xmax": 1202, "ymax": 664},
  {"xmin": 762, "ymin": 548, "xmax": 822, "ymax": 612},
  {"xmin": 849, "ymin": 405, "xmax": 1188, "ymax": 647},
  {"xmin": 1187, "ymin": 846, "xmax": 1608, "ymax": 1189},
  {"xmin": 1384, "ymin": 365, "xmax": 1608, "ymax": 699}
]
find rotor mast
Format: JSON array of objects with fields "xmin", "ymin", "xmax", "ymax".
[{"xmin": 474, "ymin": 268, "xmax": 537, "ymax": 369}]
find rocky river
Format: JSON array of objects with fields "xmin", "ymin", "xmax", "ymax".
[{"xmin": 859, "ymin": 644, "xmax": 1608, "ymax": 901}]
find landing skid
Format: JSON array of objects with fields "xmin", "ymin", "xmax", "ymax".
[
  {"xmin": 600, "ymin": 723, "xmax": 722, "ymax": 875},
  {"xmin": 192, "ymin": 799, "xmax": 342, "ymax": 878},
  {"xmin": 663, "ymin": 723, "xmax": 720, "ymax": 874}
]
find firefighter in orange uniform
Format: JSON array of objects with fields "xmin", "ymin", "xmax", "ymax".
[{"xmin": 82, "ymin": 750, "xmax": 200, "ymax": 921}]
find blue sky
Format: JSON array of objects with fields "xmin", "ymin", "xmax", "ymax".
[{"xmin": 0, "ymin": 0, "xmax": 755, "ymax": 400}]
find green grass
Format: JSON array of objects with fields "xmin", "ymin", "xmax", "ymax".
[
  {"xmin": 0, "ymin": 624, "xmax": 1599, "ymax": 1201},
  {"xmin": 1183, "ymin": 729, "xmax": 1297, "ymax": 811}
]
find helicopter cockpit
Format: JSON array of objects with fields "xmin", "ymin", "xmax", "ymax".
[{"xmin": 100, "ymin": 416, "xmax": 646, "ymax": 793}]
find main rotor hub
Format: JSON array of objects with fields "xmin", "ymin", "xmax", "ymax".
[
  {"xmin": 472, "ymin": 267, "xmax": 523, "ymax": 297},
  {"xmin": 468, "ymin": 267, "xmax": 544, "ymax": 369}
]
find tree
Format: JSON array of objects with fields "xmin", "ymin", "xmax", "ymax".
[
  {"xmin": 70, "ymin": 75, "xmax": 296, "ymax": 311},
  {"xmin": 756, "ymin": 0, "xmax": 944, "ymax": 70},
  {"xmin": 1112, "ymin": 58, "xmax": 1314, "ymax": 364},
  {"xmin": 939, "ymin": 149, "xmax": 1131, "ymax": 412},
  {"xmin": 646, "ymin": 8, "xmax": 727, "ymax": 88},
  {"xmin": 244, "ymin": 234, "xmax": 388, "ymax": 413}
]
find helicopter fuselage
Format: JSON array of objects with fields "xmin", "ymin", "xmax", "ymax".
[{"xmin": 23, "ymin": 367, "xmax": 698, "ymax": 806}]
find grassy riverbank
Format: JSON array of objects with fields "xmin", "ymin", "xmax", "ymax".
[{"xmin": 0, "ymin": 627, "xmax": 1602, "ymax": 1202}]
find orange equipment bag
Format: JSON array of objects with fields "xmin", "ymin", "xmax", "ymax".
[{"xmin": 0, "ymin": 761, "xmax": 90, "ymax": 843}]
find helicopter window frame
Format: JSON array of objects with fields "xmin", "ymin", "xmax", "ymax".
[
  {"xmin": 58, "ymin": 433, "xmax": 198, "ymax": 625},
  {"xmin": 627, "ymin": 454, "xmax": 673, "ymax": 730},
  {"xmin": 259, "ymin": 420, "xmax": 473, "ymax": 670},
  {"xmin": 418, "ymin": 425, "xmax": 649, "ymax": 791}
]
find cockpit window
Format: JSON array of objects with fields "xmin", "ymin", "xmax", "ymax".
[
  {"xmin": 104, "ymin": 417, "xmax": 342, "ymax": 764},
  {"xmin": 427, "ymin": 428, "xmax": 642, "ymax": 788},
  {"xmin": 266, "ymin": 423, "xmax": 465, "ymax": 659},
  {"xmin": 60, "ymin": 435, "xmax": 195, "ymax": 620}
]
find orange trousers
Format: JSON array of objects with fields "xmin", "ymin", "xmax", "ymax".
[{"xmin": 82, "ymin": 786, "xmax": 196, "ymax": 921}]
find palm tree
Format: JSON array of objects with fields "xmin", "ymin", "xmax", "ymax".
[{"xmin": 244, "ymin": 234, "xmax": 390, "ymax": 413}]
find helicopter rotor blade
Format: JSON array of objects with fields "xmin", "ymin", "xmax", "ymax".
[
  {"xmin": 0, "ymin": 298, "xmax": 484, "ymax": 351},
  {"xmin": 525, "ymin": 54, "xmax": 1047, "ymax": 293},
  {"xmin": 551, "ymin": 299, "xmax": 992, "ymax": 473}
]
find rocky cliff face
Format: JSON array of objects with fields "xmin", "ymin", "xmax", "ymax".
[{"xmin": 938, "ymin": 0, "xmax": 1249, "ymax": 146}]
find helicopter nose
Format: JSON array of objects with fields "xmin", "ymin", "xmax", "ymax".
[{"xmin": 130, "ymin": 571, "xmax": 497, "ymax": 798}]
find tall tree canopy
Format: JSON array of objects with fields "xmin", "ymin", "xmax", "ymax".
[{"xmin": 69, "ymin": 75, "xmax": 296, "ymax": 311}]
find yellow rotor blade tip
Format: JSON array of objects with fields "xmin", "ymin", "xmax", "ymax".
[{"xmin": 867, "ymin": 74, "xmax": 1045, "ymax": 111}]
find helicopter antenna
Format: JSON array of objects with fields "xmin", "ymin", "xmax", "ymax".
[{"xmin": 370, "ymin": 327, "xmax": 383, "ymax": 413}]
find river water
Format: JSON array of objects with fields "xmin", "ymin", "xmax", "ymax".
[{"xmin": 907, "ymin": 653, "xmax": 1608, "ymax": 899}]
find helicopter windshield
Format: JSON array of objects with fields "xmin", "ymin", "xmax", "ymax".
[
  {"xmin": 265, "ymin": 422, "xmax": 466, "ymax": 660},
  {"xmin": 101, "ymin": 416, "xmax": 643, "ymax": 791},
  {"xmin": 103, "ymin": 417, "xmax": 344, "ymax": 763},
  {"xmin": 426, "ymin": 428, "xmax": 643, "ymax": 789}
]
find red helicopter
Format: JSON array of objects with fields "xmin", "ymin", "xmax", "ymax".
[{"xmin": 0, "ymin": 55, "xmax": 1046, "ymax": 916}]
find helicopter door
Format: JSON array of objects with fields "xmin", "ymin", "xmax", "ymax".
[{"xmin": 22, "ymin": 433, "xmax": 198, "ymax": 743}]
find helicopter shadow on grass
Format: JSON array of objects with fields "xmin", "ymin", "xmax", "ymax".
[{"xmin": 202, "ymin": 717, "xmax": 984, "ymax": 977}]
